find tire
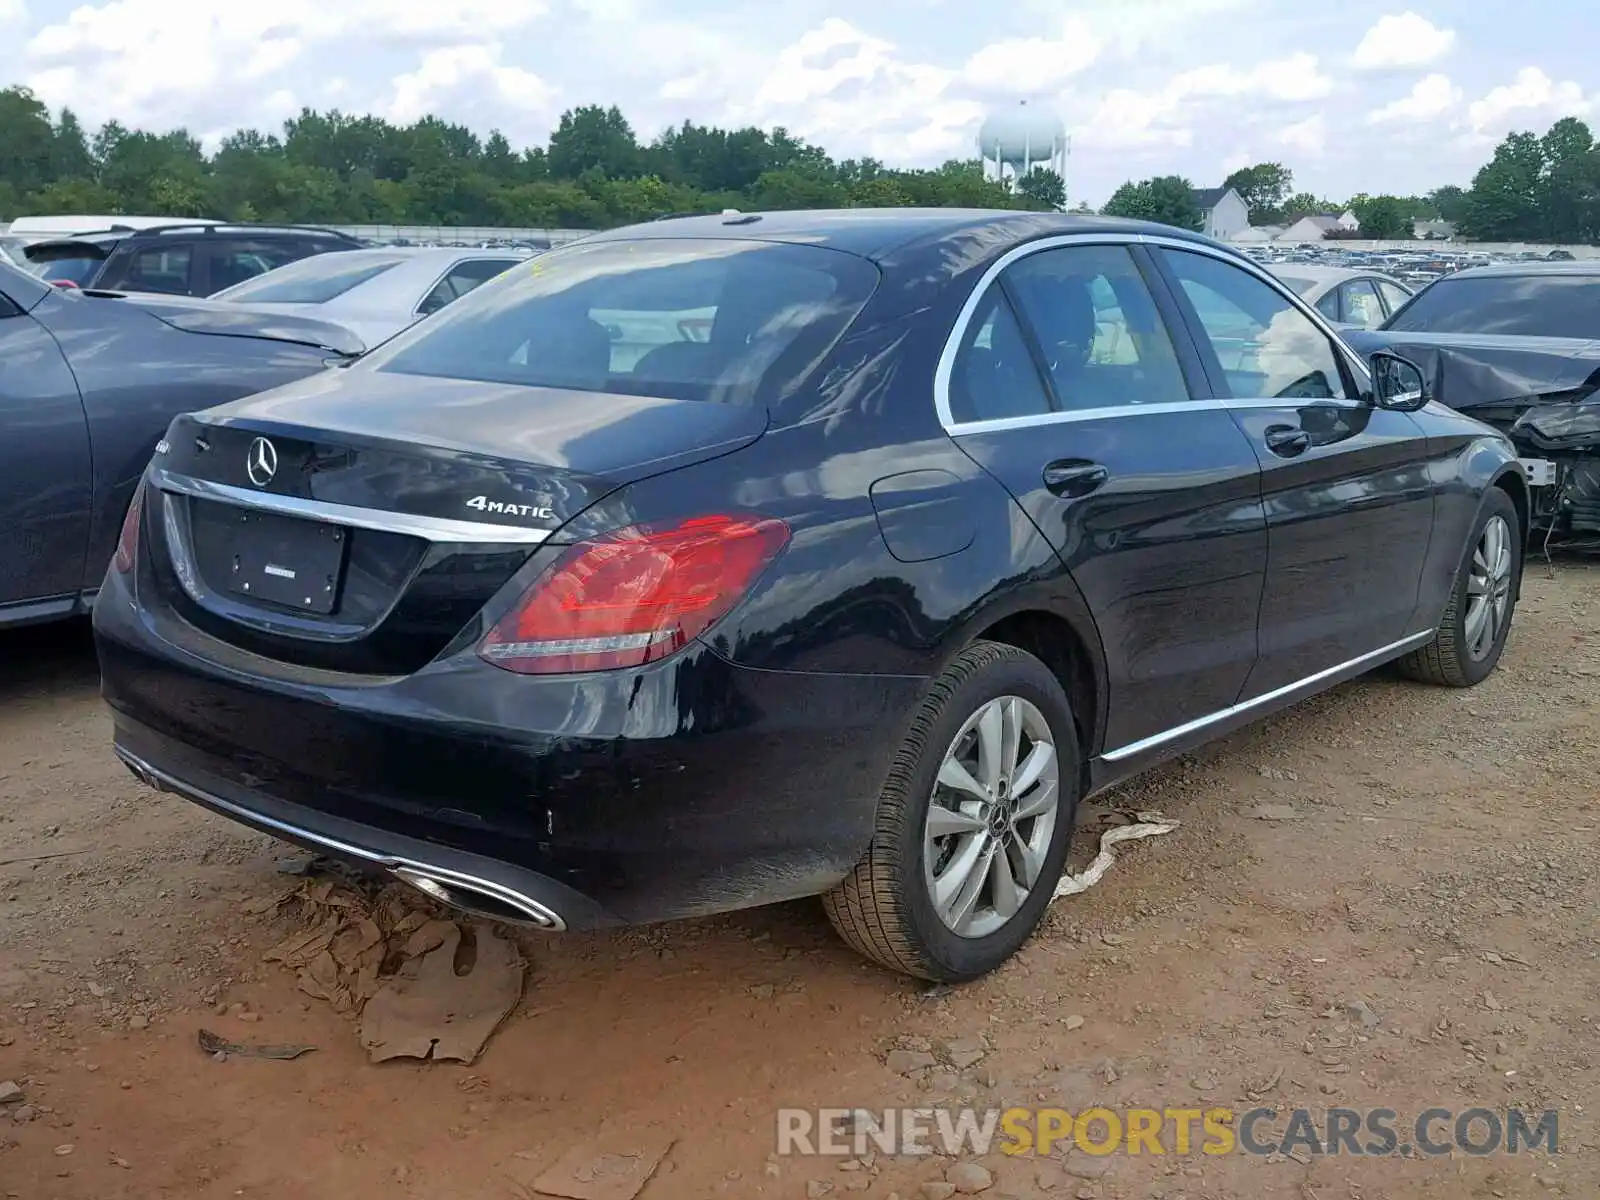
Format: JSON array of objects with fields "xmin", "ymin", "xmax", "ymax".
[
  {"xmin": 823, "ymin": 640, "xmax": 1081, "ymax": 982},
  {"xmin": 1399, "ymin": 488, "xmax": 1522, "ymax": 687}
]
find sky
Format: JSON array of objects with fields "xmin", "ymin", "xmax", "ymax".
[{"xmin": 1, "ymin": 0, "xmax": 1596, "ymax": 206}]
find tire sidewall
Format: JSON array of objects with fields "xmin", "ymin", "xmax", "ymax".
[
  {"xmin": 1447, "ymin": 489, "xmax": 1522, "ymax": 684},
  {"xmin": 892, "ymin": 649, "xmax": 1081, "ymax": 979}
]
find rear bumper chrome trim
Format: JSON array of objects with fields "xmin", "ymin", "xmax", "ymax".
[
  {"xmin": 149, "ymin": 467, "xmax": 554, "ymax": 545},
  {"xmin": 115, "ymin": 746, "xmax": 567, "ymax": 930}
]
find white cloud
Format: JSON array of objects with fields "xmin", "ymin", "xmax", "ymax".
[
  {"xmin": 1072, "ymin": 52, "xmax": 1330, "ymax": 151},
  {"xmin": 1352, "ymin": 12, "xmax": 1455, "ymax": 70},
  {"xmin": 1367, "ymin": 73, "xmax": 1461, "ymax": 123},
  {"xmin": 244, "ymin": 38, "xmax": 303, "ymax": 80},
  {"xmin": 962, "ymin": 17, "xmax": 1102, "ymax": 95},
  {"xmin": 1279, "ymin": 113, "xmax": 1326, "ymax": 155},
  {"xmin": 386, "ymin": 43, "xmax": 558, "ymax": 131},
  {"xmin": 0, "ymin": 0, "xmax": 26, "ymax": 26},
  {"xmin": 1467, "ymin": 67, "xmax": 1593, "ymax": 136}
]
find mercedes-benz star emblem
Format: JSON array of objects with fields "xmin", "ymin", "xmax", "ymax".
[{"xmin": 246, "ymin": 437, "xmax": 278, "ymax": 487}]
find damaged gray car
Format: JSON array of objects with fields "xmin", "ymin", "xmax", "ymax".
[{"xmin": 1348, "ymin": 261, "xmax": 1600, "ymax": 550}]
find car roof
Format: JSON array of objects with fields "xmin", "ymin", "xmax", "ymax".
[
  {"xmin": 1444, "ymin": 261, "xmax": 1600, "ymax": 279},
  {"xmin": 577, "ymin": 208, "xmax": 1218, "ymax": 262}
]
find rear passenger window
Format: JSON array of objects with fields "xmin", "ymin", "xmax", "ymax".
[
  {"xmin": 106, "ymin": 245, "xmax": 193, "ymax": 295},
  {"xmin": 1161, "ymin": 249, "xmax": 1352, "ymax": 401},
  {"xmin": 1003, "ymin": 245, "xmax": 1190, "ymax": 412},
  {"xmin": 947, "ymin": 292, "xmax": 1053, "ymax": 424}
]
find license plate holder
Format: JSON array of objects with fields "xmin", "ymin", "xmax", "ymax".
[{"xmin": 204, "ymin": 507, "xmax": 348, "ymax": 614}]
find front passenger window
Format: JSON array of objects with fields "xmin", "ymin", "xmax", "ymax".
[
  {"xmin": 947, "ymin": 293, "xmax": 1053, "ymax": 424},
  {"xmin": 1160, "ymin": 249, "xmax": 1352, "ymax": 401}
]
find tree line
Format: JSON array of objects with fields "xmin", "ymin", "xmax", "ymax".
[
  {"xmin": 2, "ymin": 83, "xmax": 1596, "ymax": 243},
  {"xmin": 1102, "ymin": 117, "xmax": 1600, "ymax": 244},
  {"xmin": 0, "ymin": 87, "xmax": 1064, "ymax": 229}
]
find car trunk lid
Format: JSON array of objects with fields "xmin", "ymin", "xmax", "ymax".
[{"xmin": 143, "ymin": 368, "xmax": 766, "ymax": 675}]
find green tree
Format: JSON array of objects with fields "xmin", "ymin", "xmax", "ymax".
[
  {"xmin": 1102, "ymin": 176, "xmax": 1203, "ymax": 231},
  {"xmin": 548, "ymin": 105, "xmax": 642, "ymax": 180},
  {"xmin": 1350, "ymin": 194, "xmax": 1411, "ymax": 239},
  {"xmin": 1462, "ymin": 131, "xmax": 1545, "ymax": 241},
  {"xmin": 1222, "ymin": 162, "xmax": 1293, "ymax": 222},
  {"xmin": 0, "ymin": 87, "xmax": 57, "ymax": 200},
  {"xmin": 1016, "ymin": 167, "xmax": 1066, "ymax": 211},
  {"xmin": 1427, "ymin": 185, "xmax": 1469, "ymax": 224}
]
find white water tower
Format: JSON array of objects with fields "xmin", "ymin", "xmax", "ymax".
[{"xmin": 977, "ymin": 101, "xmax": 1068, "ymax": 187}]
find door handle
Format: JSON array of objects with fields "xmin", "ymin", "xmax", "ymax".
[
  {"xmin": 1264, "ymin": 425, "xmax": 1312, "ymax": 457},
  {"xmin": 1042, "ymin": 460, "xmax": 1109, "ymax": 498}
]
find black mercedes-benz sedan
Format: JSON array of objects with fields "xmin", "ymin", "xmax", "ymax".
[{"xmin": 96, "ymin": 210, "xmax": 1529, "ymax": 981}]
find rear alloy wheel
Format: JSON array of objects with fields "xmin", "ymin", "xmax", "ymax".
[
  {"xmin": 824, "ymin": 641, "xmax": 1080, "ymax": 981},
  {"xmin": 1399, "ymin": 488, "xmax": 1522, "ymax": 687}
]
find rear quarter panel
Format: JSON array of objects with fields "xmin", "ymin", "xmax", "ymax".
[{"xmin": 35, "ymin": 293, "xmax": 338, "ymax": 589}]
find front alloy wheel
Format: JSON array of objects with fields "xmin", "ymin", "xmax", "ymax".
[{"xmin": 1399, "ymin": 487, "xmax": 1522, "ymax": 687}]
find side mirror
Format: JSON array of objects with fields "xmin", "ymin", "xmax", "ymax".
[{"xmin": 1370, "ymin": 350, "xmax": 1429, "ymax": 412}]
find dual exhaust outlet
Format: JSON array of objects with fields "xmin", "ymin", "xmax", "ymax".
[{"xmin": 119, "ymin": 752, "xmax": 565, "ymax": 930}]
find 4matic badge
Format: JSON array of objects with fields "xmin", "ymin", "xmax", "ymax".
[{"xmin": 465, "ymin": 495, "xmax": 556, "ymax": 520}]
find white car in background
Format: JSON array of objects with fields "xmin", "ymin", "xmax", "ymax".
[
  {"xmin": 210, "ymin": 246, "xmax": 530, "ymax": 347},
  {"xmin": 1268, "ymin": 264, "xmax": 1414, "ymax": 329}
]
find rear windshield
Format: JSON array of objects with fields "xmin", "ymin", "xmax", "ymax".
[
  {"xmin": 24, "ymin": 244, "xmax": 109, "ymax": 285},
  {"xmin": 366, "ymin": 238, "xmax": 880, "ymax": 405},
  {"xmin": 215, "ymin": 252, "xmax": 406, "ymax": 304},
  {"xmin": 1384, "ymin": 273, "xmax": 1600, "ymax": 338},
  {"xmin": 1276, "ymin": 276, "xmax": 1316, "ymax": 296}
]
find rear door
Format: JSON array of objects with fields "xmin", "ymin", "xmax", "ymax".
[
  {"xmin": 0, "ymin": 297, "xmax": 93, "ymax": 614},
  {"xmin": 941, "ymin": 238, "xmax": 1268, "ymax": 754},
  {"xmin": 1151, "ymin": 245, "xmax": 1435, "ymax": 698}
]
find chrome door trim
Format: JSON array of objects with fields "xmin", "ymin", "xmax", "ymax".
[
  {"xmin": 149, "ymin": 467, "xmax": 554, "ymax": 545},
  {"xmin": 933, "ymin": 231, "xmax": 1374, "ymax": 437},
  {"xmin": 1099, "ymin": 629, "xmax": 1434, "ymax": 763}
]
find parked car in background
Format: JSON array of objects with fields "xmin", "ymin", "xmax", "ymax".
[
  {"xmin": 0, "ymin": 260, "xmax": 357, "ymax": 628},
  {"xmin": 209, "ymin": 247, "xmax": 530, "ymax": 347},
  {"xmin": 1349, "ymin": 261, "xmax": 1600, "ymax": 546},
  {"xmin": 21, "ymin": 223, "xmax": 363, "ymax": 296},
  {"xmin": 1270, "ymin": 264, "xmax": 1413, "ymax": 329},
  {"xmin": 98, "ymin": 211, "xmax": 1526, "ymax": 983}
]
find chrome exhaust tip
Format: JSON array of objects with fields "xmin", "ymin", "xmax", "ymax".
[{"xmin": 391, "ymin": 865, "xmax": 563, "ymax": 930}]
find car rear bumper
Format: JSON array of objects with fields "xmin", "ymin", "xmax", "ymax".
[{"xmin": 96, "ymin": 584, "xmax": 928, "ymax": 930}]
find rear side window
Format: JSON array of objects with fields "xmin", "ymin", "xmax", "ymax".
[
  {"xmin": 418, "ymin": 258, "xmax": 519, "ymax": 315},
  {"xmin": 205, "ymin": 240, "xmax": 317, "ymax": 294},
  {"xmin": 1003, "ymin": 244, "xmax": 1190, "ymax": 411},
  {"xmin": 1383, "ymin": 273, "xmax": 1600, "ymax": 337},
  {"xmin": 1315, "ymin": 289, "xmax": 1341, "ymax": 320},
  {"xmin": 368, "ymin": 239, "xmax": 879, "ymax": 406},
  {"xmin": 1341, "ymin": 279, "xmax": 1386, "ymax": 328},
  {"xmin": 215, "ymin": 252, "xmax": 406, "ymax": 304},
  {"xmin": 948, "ymin": 293, "xmax": 1054, "ymax": 423},
  {"xmin": 102, "ymin": 244, "xmax": 194, "ymax": 294}
]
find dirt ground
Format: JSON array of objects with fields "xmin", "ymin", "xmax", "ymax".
[{"xmin": 2, "ymin": 558, "xmax": 1597, "ymax": 1200}]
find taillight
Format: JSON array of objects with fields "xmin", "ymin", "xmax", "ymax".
[
  {"xmin": 113, "ymin": 487, "xmax": 144, "ymax": 574},
  {"xmin": 479, "ymin": 513, "xmax": 790, "ymax": 675},
  {"xmin": 50, "ymin": 279, "xmax": 80, "ymax": 289}
]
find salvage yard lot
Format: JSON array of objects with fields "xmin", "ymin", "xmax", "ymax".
[{"xmin": 2, "ymin": 558, "xmax": 1598, "ymax": 1200}]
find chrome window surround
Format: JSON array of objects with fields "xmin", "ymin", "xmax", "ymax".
[
  {"xmin": 149, "ymin": 467, "xmax": 553, "ymax": 545},
  {"xmin": 933, "ymin": 232, "xmax": 1376, "ymax": 436}
]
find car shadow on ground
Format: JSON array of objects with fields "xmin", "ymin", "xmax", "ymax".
[{"xmin": 0, "ymin": 617, "xmax": 100, "ymax": 703}]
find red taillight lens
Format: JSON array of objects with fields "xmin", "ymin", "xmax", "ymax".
[
  {"xmin": 479, "ymin": 513, "xmax": 790, "ymax": 675},
  {"xmin": 113, "ymin": 487, "xmax": 144, "ymax": 574},
  {"xmin": 50, "ymin": 279, "xmax": 80, "ymax": 289}
]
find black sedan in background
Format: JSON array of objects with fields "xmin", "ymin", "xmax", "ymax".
[{"xmin": 96, "ymin": 211, "xmax": 1528, "ymax": 981}]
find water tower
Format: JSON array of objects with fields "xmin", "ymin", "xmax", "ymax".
[{"xmin": 977, "ymin": 101, "xmax": 1068, "ymax": 190}]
